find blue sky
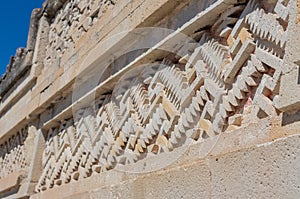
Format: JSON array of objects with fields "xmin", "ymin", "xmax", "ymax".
[{"xmin": 0, "ymin": 0, "xmax": 45, "ymax": 76}]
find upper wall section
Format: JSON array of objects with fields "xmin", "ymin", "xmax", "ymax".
[
  {"xmin": 0, "ymin": 0, "xmax": 218, "ymax": 138},
  {"xmin": 0, "ymin": 9, "xmax": 41, "ymax": 99}
]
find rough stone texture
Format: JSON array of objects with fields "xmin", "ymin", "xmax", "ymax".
[
  {"xmin": 210, "ymin": 135, "xmax": 300, "ymax": 199},
  {"xmin": 0, "ymin": 0, "xmax": 300, "ymax": 198}
]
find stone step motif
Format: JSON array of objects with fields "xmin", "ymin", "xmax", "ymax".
[
  {"xmin": 0, "ymin": 127, "xmax": 29, "ymax": 179},
  {"xmin": 45, "ymin": 0, "xmax": 117, "ymax": 69},
  {"xmin": 36, "ymin": 0, "xmax": 291, "ymax": 192}
]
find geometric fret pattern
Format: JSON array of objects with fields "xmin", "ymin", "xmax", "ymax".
[
  {"xmin": 36, "ymin": 0, "xmax": 291, "ymax": 192},
  {"xmin": 0, "ymin": 127, "xmax": 28, "ymax": 179}
]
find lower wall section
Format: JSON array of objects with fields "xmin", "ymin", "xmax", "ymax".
[
  {"xmin": 89, "ymin": 161, "xmax": 211, "ymax": 199},
  {"xmin": 31, "ymin": 121, "xmax": 300, "ymax": 199},
  {"xmin": 211, "ymin": 135, "xmax": 300, "ymax": 198}
]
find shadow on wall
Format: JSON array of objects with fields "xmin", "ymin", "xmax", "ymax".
[{"xmin": 282, "ymin": 109, "xmax": 300, "ymax": 126}]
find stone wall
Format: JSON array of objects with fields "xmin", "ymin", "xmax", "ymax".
[{"xmin": 0, "ymin": 0, "xmax": 300, "ymax": 198}]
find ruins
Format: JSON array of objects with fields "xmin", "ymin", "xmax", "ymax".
[{"xmin": 0, "ymin": 0, "xmax": 300, "ymax": 198}]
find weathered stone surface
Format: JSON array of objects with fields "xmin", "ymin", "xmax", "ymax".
[{"xmin": 0, "ymin": 0, "xmax": 300, "ymax": 198}]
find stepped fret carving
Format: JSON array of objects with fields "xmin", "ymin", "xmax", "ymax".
[
  {"xmin": 45, "ymin": 0, "xmax": 117, "ymax": 69},
  {"xmin": 36, "ymin": 0, "xmax": 293, "ymax": 193},
  {"xmin": 0, "ymin": 127, "xmax": 29, "ymax": 179}
]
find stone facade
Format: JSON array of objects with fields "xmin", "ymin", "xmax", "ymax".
[{"xmin": 0, "ymin": 0, "xmax": 300, "ymax": 198}]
